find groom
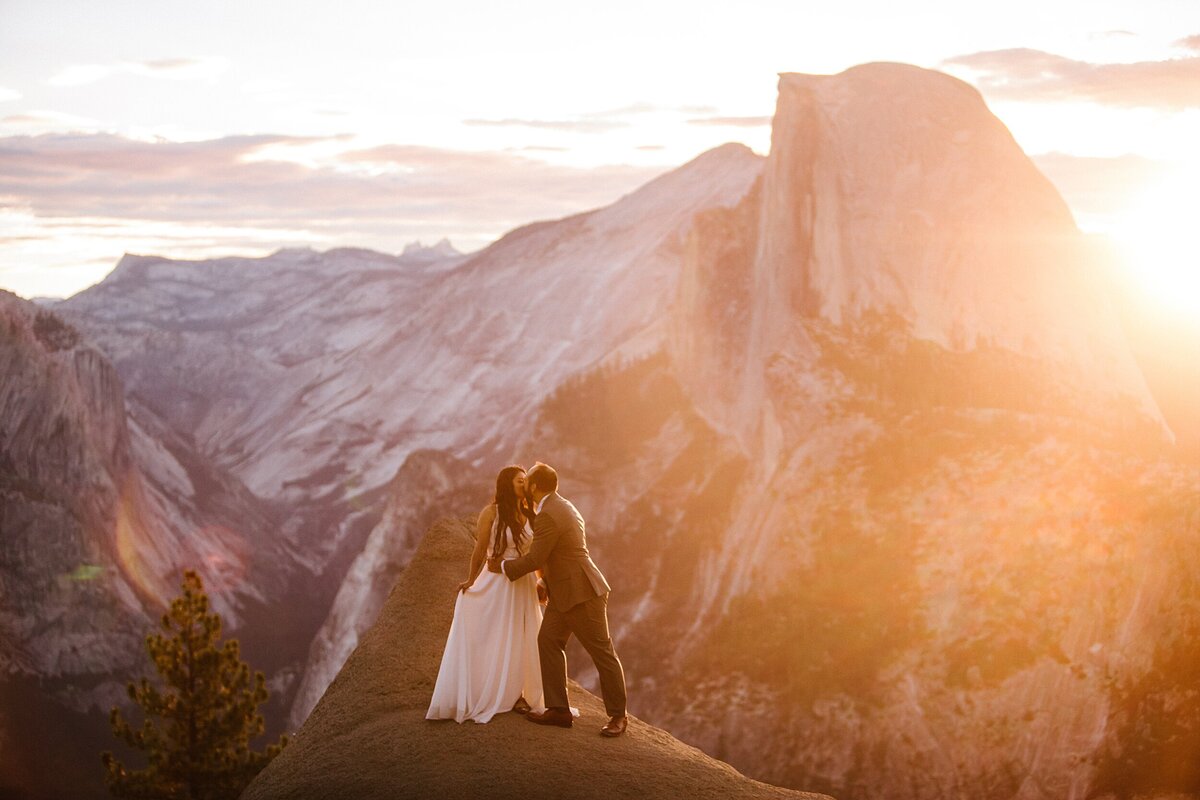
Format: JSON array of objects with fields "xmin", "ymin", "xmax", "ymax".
[{"xmin": 487, "ymin": 462, "xmax": 629, "ymax": 737}]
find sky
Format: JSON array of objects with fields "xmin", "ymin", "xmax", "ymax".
[{"xmin": 0, "ymin": 0, "xmax": 1198, "ymax": 310}]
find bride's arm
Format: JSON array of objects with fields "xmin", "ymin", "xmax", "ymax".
[
  {"xmin": 458, "ymin": 506, "xmax": 494, "ymax": 593},
  {"xmin": 500, "ymin": 512, "xmax": 559, "ymax": 580}
]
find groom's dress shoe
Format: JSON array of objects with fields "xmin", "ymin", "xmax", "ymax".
[
  {"xmin": 526, "ymin": 708, "xmax": 573, "ymax": 728},
  {"xmin": 600, "ymin": 714, "xmax": 628, "ymax": 737}
]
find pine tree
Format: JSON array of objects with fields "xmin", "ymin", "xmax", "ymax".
[{"xmin": 100, "ymin": 569, "xmax": 288, "ymax": 799}]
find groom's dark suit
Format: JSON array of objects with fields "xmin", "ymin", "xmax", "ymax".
[{"xmin": 501, "ymin": 492, "xmax": 627, "ymax": 717}]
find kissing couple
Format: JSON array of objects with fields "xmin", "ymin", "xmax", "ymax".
[{"xmin": 425, "ymin": 462, "xmax": 629, "ymax": 737}]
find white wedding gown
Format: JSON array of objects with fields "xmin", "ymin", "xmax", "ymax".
[{"xmin": 425, "ymin": 514, "xmax": 547, "ymax": 723}]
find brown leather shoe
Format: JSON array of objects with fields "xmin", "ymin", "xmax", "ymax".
[
  {"xmin": 511, "ymin": 695, "xmax": 531, "ymax": 715},
  {"xmin": 600, "ymin": 714, "xmax": 628, "ymax": 737},
  {"xmin": 526, "ymin": 708, "xmax": 573, "ymax": 728}
]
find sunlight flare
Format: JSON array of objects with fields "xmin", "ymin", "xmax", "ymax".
[{"xmin": 1110, "ymin": 165, "xmax": 1200, "ymax": 315}]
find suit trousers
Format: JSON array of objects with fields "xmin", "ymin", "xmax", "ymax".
[{"xmin": 538, "ymin": 591, "xmax": 627, "ymax": 717}]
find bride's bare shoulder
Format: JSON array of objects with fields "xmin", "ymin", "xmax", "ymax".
[{"xmin": 477, "ymin": 503, "xmax": 497, "ymax": 522}]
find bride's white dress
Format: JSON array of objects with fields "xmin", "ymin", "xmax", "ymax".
[{"xmin": 425, "ymin": 514, "xmax": 546, "ymax": 723}]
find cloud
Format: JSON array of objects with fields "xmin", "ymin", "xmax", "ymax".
[
  {"xmin": 242, "ymin": 78, "xmax": 287, "ymax": 93},
  {"xmin": 0, "ymin": 131, "xmax": 668, "ymax": 242},
  {"xmin": 686, "ymin": 115, "xmax": 772, "ymax": 127},
  {"xmin": 46, "ymin": 64, "xmax": 113, "ymax": 87},
  {"xmin": 580, "ymin": 102, "xmax": 662, "ymax": 117},
  {"xmin": 1176, "ymin": 34, "xmax": 1200, "ymax": 52},
  {"xmin": 941, "ymin": 48, "xmax": 1200, "ymax": 109},
  {"xmin": 579, "ymin": 102, "xmax": 720, "ymax": 118},
  {"xmin": 507, "ymin": 145, "xmax": 569, "ymax": 152},
  {"xmin": 47, "ymin": 56, "xmax": 228, "ymax": 87},
  {"xmin": 462, "ymin": 102, "xmax": 726, "ymax": 132},
  {"xmin": 461, "ymin": 117, "xmax": 628, "ymax": 133},
  {"xmin": 2, "ymin": 110, "xmax": 99, "ymax": 129},
  {"xmin": 1032, "ymin": 151, "xmax": 1171, "ymax": 219},
  {"xmin": 140, "ymin": 57, "xmax": 210, "ymax": 71}
]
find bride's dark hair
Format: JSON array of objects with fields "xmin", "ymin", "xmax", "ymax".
[{"xmin": 492, "ymin": 465, "xmax": 530, "ymax": 557}]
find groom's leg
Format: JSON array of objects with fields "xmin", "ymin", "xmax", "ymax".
[
  {"xmin": 566, "ymin": 593, "xmax": 627, "ymax": 717},
  {"xmin": 538, "ymin": 605, "xmax": 572, "ymax": 710}
]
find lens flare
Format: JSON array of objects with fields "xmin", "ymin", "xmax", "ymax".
[
  {"xmin": 194, "ymin": 526, "xmax": 251, "ymax": 595},
  {"xmin": 112, "ymin": 471, "xmax": 170, "ymax": 609},
  {"xmin": 1110, "ymin": 166, "xmax": 1200, "ymax": 316},
  {"xmin": 64, "ymin": 563, "xmax": 105, "ymax": 581}
]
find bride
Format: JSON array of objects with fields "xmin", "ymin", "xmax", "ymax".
[{"xmin": 426, "ymin": 465, "xmax": 548, "ymax": 723}]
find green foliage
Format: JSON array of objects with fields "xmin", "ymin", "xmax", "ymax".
[
  {"xmin": 696, "ymin": 507, "xmax": 928, "ymax": 708},
  {"xmin": 32, "ymin": 309, "xmax": 81, "ymax": 351},
  {"xmin": 1090, "ymin": 629, "xmax": 1200, "ymax": 797},
  {"xmin": 806, "ymin": 309, "xmax": 1165, "ymax": 453},
  {"xmin": 806, "ymin": 308, "xmax": 1062, "ymax": 415},
  {"xmin": 540, "ymin": 351, "xmax": 684, "ymax": 464},
  {"xmin": 100, "ymin": 570, "xmax": 288, "ymax": 800}
]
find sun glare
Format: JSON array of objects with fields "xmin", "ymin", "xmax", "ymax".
[{"xmin": 1109, "ymin": 166, "xmax": 1200, "ymax": 316}]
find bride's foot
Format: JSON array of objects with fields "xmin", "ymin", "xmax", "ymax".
[{"xmin": 512, "ymin": 695, "xmax": 532, "ymax": 715}]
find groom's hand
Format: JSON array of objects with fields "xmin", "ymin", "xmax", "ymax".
[{"xmin": 486, "ymin": 556, "xmax": 503, "ymax": 574}]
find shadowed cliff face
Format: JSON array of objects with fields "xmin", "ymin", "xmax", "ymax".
[
  {"xmin": 240, "ymin": 517, "xmax": 833, "ymax": 800},
  {"xmin": 0, "ymin": 290, "xmax": 292, "ymax": 800}
]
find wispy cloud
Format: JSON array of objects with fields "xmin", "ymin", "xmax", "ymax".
[
  {"xmin": 461, "ymin": 117, "xmax": 628, "ymax": 133},
  {"xmin": 579, "ymin": 102, "xmax": 662, "ymax": 118},
  {"xmin": 0, "ymin": 130, "xmax": 667, "ymax": 247},
  {"xmin": 686, "ymin": 115, "xmax": 772, "ymax": 127},
  {"xmin": 2, "ymin": 110, "xmax": 99, "ymax": 129},
  {"xmin": 942, "ymin": 48, "xmax": 1200, "ymax": 109},
  {"xmin": 507, "ymin": 144, "xmax": 569, "ymax": 152},
  {"xmin": 1176, "ymin": 34, "xmax": 1200, "ymax": 52},
  {"xmin": 462, "ymin": 101, "xmax": 725, "ymax": 132},
  {"xmin": 241, "ymin": 77, "xmax": 291, "ymax": 94},
  {"xmin": 579, "ymin": 102, "xmax": 720, "ymax": 118},
  {"xmin": 47, "ymin": 56, "xmax": 228, "ymax": 87},
  {"xmin": 1032, "ymin": 151, "xmax": 1171, "ymax": 221}
]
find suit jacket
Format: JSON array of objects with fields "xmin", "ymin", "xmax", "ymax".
[{"xmin": 502, "ymin": 492, "xmax": 611, "ymax": 612}]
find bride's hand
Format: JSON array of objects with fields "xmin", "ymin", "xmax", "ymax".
[{"xmin": 458, "ymin": 580, "xmax": 474, "ymax": 593}]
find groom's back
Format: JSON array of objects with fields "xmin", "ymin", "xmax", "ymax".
[{"xmin": 540, "ymin": 492, "xmax": 612, "ymax": 610}]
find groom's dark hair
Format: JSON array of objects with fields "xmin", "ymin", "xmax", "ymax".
[{"xmin": 528, "ymin": 462, "xmax": 558, "ymax": 494}]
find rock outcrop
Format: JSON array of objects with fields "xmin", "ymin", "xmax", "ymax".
[
  {"xmin": 673, "ymin": 63, "xmax": 1168, "ymax": 450},
  {"xmin": 285, "ymin": 449, "xmax": 486, "ymax": 730},
  {"xmin": 241, "ymin": 517, "xmax": 833, "ymax": 800}
]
